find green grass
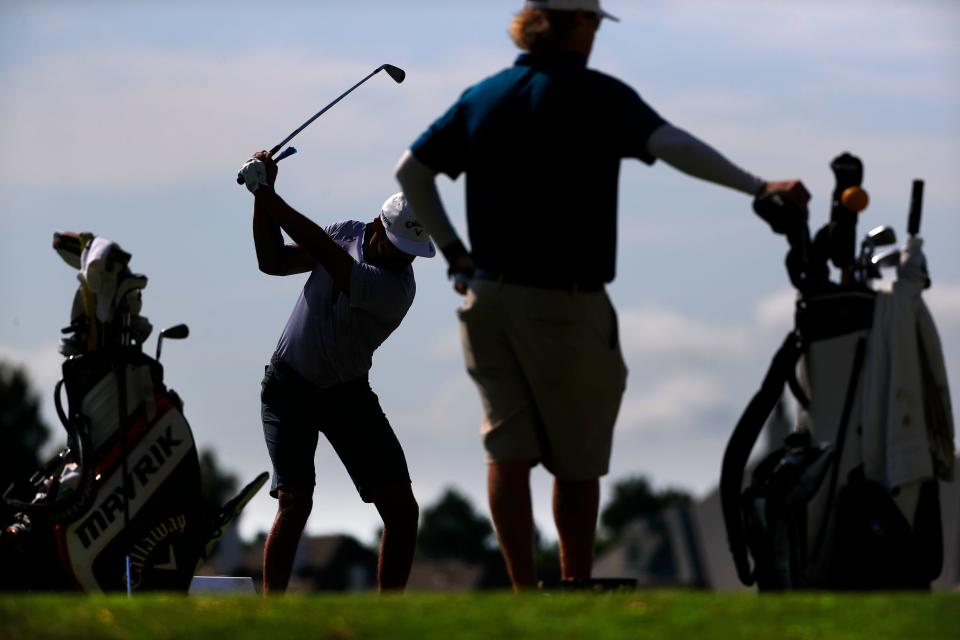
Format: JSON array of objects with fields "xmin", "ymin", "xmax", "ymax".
[{"xmin": 2, "ymin": 591, "xmax": 958, "ymax": 640}]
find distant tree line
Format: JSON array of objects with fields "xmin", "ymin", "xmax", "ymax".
[{"xmin": 0, "ymin": 362, "xmax": 49, "ymax": 526}]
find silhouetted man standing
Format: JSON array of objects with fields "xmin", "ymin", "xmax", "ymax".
[{"xmin": 396, "ymin": 0, "xmax": 809, "ymax": 589}]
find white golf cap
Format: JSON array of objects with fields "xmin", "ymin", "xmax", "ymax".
[
  {"xmin": 524, "ymin": 0, "xmax": 619, "ymax": 22},
  {"xmin": 379, "ymin": 193, "xmax": 436, "ymax": 258}
]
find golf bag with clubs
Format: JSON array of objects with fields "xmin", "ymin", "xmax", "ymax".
[
  {"xmin": 720, "ymin": 154, "xmax": 954, "ymax": 591},
  {"xmin": 1, "ymin": 232, "xmax": 267, "ymax": 592}
]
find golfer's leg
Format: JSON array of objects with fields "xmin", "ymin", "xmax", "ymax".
[
  {"xmin": 370, "ymin": 484, "xmax": 419, "ymax": 592},
  {"xmin": 263, "ymin": 485, "xmax": 312, "ymax": 594},
  {"xmin": 488, "ymin": 460, "xmax": 537, "ymax": 590},
  {"xmin": 323, "ymin": 381, "xmax": 416, "ymax": 591},
  {"xmin": 260, "ymin": 364, "xmax": 320, "ymax": 595},
  {"xmin": 553, "ymin": 477, "xmax": 600, "ymax": 580}
]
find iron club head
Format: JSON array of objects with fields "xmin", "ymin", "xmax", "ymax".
[
  {"xmin": 380, "ymin": 64, "xmax": 406, "ymax": 83},
  {"xmin": 857, "ymin": 225, "xmax": 897, "ymax": 281},
  {"xmin": 865, "ymin": 225, "xmax": 897, "ymax": 249},
  {"xmin": 871, "ymin": 246, "xmax": 901, "ymax": 269}
]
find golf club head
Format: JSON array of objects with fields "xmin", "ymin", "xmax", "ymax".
[
  {"xmin": 865, "ymin": 225, "xmax": 897, "ymax": 248},
  {"xmin": 160, "ymin": 324, "xmax": 190, "ymax": 340},
  {"xmin": 380, "ymin": 64, "xmax": 406, "ymax": 84},
  {"xmin": 871, "ymin": 246, "xmax": 901, "ymax": 269},
  {"xmin": 156, "ymin": 323, "xmax": 189, "ymax": 361}
]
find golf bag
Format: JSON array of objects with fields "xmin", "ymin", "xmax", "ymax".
[
  {"xmin": 1, "ymin": 232, "xmax": 267, "ymax": 592},
  {"xmin": 721, "ymin": 156, "xmax": 954, "ymax": 591}
]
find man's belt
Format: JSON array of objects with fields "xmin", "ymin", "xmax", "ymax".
[
  {"xmin": 474, "ymin": 269, "xmax": 604, "ymax": 292},
  {"xmin": 269, "ymin": 353, "xmax": 369, "ymax": 394}
]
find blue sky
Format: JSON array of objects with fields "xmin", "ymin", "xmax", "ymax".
[{"xmin": 1, "ymin": 0, "xmax": 958, "ymax": 545}]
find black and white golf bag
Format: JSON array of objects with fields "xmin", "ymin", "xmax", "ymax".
[
  {"xmin": 1, "ymin": 232, "xmax": 267, "ymax": 592},
  {"xmin": 721, "ymin": 157, "xmax": 955, "ymax": 591}
]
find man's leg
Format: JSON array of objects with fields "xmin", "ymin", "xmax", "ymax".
[
  {"xmin": 509, "ymin": 289, "xmax": 624, "ymax": 581},
  {"xmin": 262, "ymin": 485, "xmax": 312, "ymax": 594},
  {"xmin": 322, "ymin": 380, "xmax": 417, "ymax": 592},
  {"xmin": 458, "ymin": 282, "xmax": 542, "ymax": 590},
  {"xmin": 488, "ymin": 460, "xmax": 537, "ymax": 590},
  {"xmin": 370, "ymin": 484, "xmax": 419, "ymax": 591},
  {"xmin": 260, "ymin": 361, "xmax": 321, "ymax": 595},
  {"xmin": 553, "ymin": 477, "xmax": 600, "ymax": 580}
]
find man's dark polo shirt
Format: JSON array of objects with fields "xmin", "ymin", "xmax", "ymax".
[{"xmin": 411, "ymin": 51, "xmax": 667, "ymax": 284}]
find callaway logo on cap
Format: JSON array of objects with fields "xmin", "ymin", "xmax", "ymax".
[
  {"xmin": 380, "ymin": 193, "xmax": 437, "ymax": 258},
  {"xmin": 524, "ymin": 0, "xmax": 620, "ymax": 22}
]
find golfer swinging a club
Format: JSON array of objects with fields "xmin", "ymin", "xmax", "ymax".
[
  {"xmin": 239, "ymin": 152, "xmax": 435, "ymax": 593},
  {"xmin": 397, "ymin": 0, "xmax": 809, "ymax": 589}
]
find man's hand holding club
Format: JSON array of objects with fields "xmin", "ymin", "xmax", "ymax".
[{"xmin": 239, "ymin": 151, "xmax": 278, "ymax": 195}]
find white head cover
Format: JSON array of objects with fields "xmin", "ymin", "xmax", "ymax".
[
  {"xmin": 379, "ymin": 193, "xmax": 437, "ymax": 258},
  {"xmin": 524, "ymin": 0, "xmax": 619, "ymax": 22}
]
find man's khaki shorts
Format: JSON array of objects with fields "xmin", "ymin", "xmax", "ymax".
[{"xmin": 457, "ymin": 278, "xmax": 628, "ymax": 480}]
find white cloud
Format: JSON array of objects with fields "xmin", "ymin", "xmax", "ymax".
[
  {"xmin": 618, "ymin": 305, "xmax": 751, "ymax": 361},
  {"xmin": 632, "ymin": 1, "xmax": 960, "ymax": 60},
  {"xmin": 390, "ymin": 375, "xmax": 481, "ymax": 440},
  {"xmin": 0, "ymin": 47, "xmax": 501, "ymax": 193},
  {"xmin": 754, "ymin": 289, "xmax": 797, "ymax": 333},
  {"xmin": 617, "ymin": 371, "xmax": 730, "ymax": 435}
]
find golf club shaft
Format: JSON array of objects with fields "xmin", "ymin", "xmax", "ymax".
[{"xmin": 269, "ymin": 67, "xmax": 384, "ymax": 156}]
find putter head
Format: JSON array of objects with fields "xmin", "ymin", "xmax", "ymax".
[{"xmin": 380, "ymin": 64, "xmax": 406, "ymax": 84}]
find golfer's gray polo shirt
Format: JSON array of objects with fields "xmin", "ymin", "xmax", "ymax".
[
  {"xmin": 274, "ymin": 220, "xmax": 415, "ymax": 387},
  {"xmin": 411, "ymin": 51, "xmax": 667, "ymax": 284}
]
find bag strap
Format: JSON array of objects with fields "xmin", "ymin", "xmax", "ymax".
[{"xmin": 721, "ymin": 331, "xmax": 803, "ymax": 586}]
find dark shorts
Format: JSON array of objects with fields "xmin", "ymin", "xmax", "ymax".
[{"xmin": 260, "ymin": 362, "xmax": 411, "ymax": 503}]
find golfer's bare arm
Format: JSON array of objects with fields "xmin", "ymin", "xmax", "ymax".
[{"xmin": 253, "ymin": 189, "xmax": 354, "ymax": 295}]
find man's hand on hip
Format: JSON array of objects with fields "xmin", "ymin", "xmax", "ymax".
[{"xmin": 441, "ymin": 240, "xmax": 475, "ymax": 296}]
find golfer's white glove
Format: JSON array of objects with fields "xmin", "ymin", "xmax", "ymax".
[{"xmin": 239, "ymin": 158, "xmax": 270, "ymax": 194}]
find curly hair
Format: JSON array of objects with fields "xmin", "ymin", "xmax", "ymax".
[{"xmin": 508, "ymin": 9, "xmax": 581, "ymax": 54}]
